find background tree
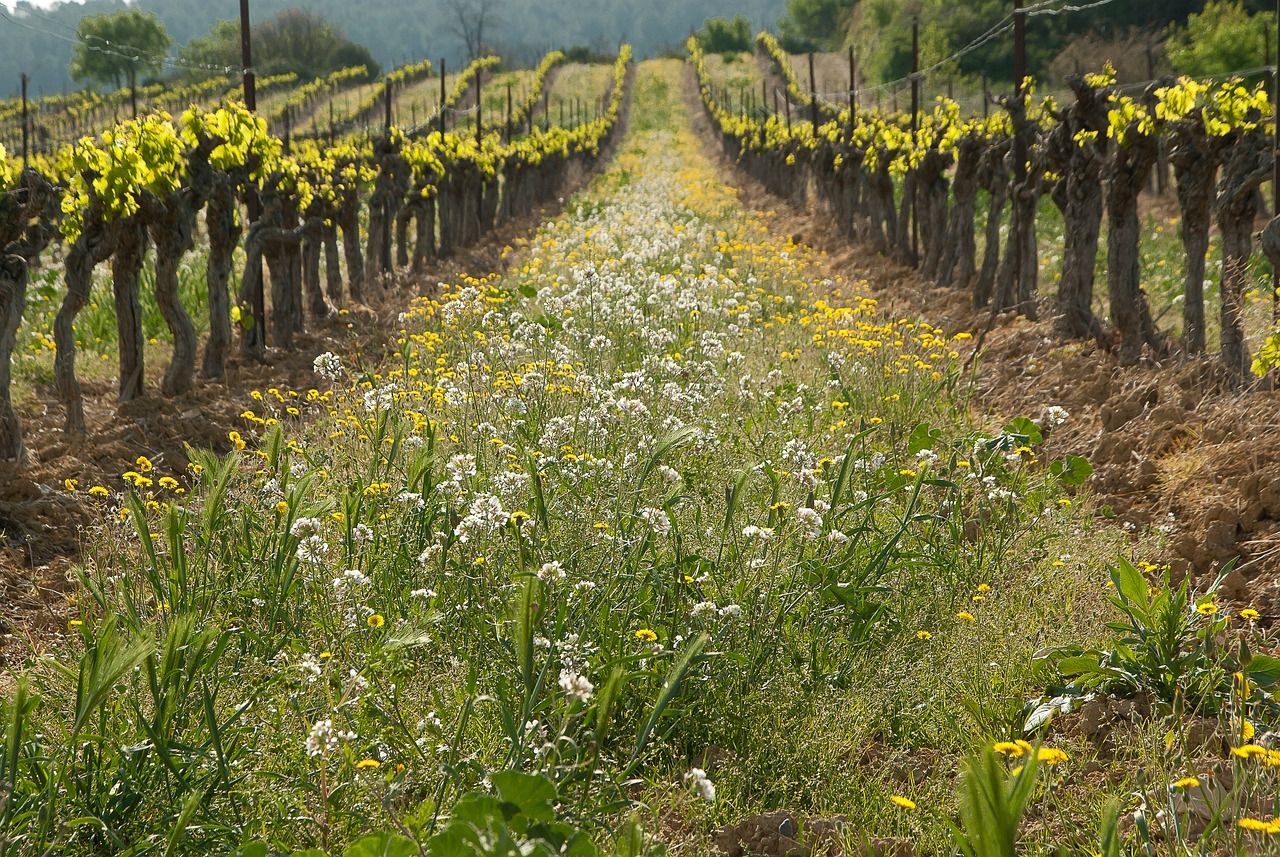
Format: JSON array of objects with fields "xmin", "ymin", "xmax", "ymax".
[
  {"xmin": 1166, "ymin": 0, "xmax": 1271, "ymax": 79},
  {"xmin": 69, "ymin": 10, "xmax": 171, "ymax": 91},
  {"xmin": 175, "ymin": 20, "xmax": 240, "ymax": 77},
  {"xmin": 698, "ymin": 16, "xmax": 753, "ymax": 54},
  {"xmin": 777, "ymin": 0, "xmax": 847, "ymax": 52},
  {"xmin": 447, "ymin": 0, "xmax": 498, "ymax": 61},
  {"xmin": 253, "ymin": 9, "xmax": 380, "ymax": 80}
]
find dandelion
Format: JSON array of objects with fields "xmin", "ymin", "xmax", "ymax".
[
  {"xmin": 1172, "ymin": 776, "xmax": 1201, "ymax": 789},
  {"xmin": 889, "ymin": 795, "xmax": 916, "ymax": 811},
  {"xmin": 635, "ymin": 628, "xmax": 658, "ymax": 642},
  {"xmin": 1240, "ymin": 608, "xmax": 1260, "ymax": 621},
  {"xmin": 1037, "ymin": 747, "xmax": 1069, "ymax": 766},
  {"xmin": 1196, "ymin": 601, "xmax": 1218, "ymax": 616},
  {"xmin": 367, "ymin": 614, "xmax": 385, "ymax": 628},
  {"xmin": 228, "ymin": 430, "xmax": 246, "ymax": 450},
  {"xmin": 356, "ymin": 759, "xmax": 381, "ymax": 769},
  {"xmin": 955, "ymin": 611, "xmax": 976, "ymax": 622},
  {"xmin": 993, "ymin": 740, "xmax": 1034, "ymax": 758},
  {"xmin": 915, "ymin": 630, "xmax": 932, "ymax": 641},
  {"xmin": 88, "ymin": 485, "xmax": 109, "ymax": 498},
  {"xmin": 63, "ymin": 478, "xmax": 78, "ymax": 492}
]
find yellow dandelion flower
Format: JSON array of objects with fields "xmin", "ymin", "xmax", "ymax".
[
  {"xmin": 367, "ymin": 614, "xmax": 385, "ymax": 628},
  {"xmin": 889, "ymin": 795, "xmax": 916, "ymax": 811},
  {"xmin": 634, "ymin": 628, "xmax": 658, "ymax": 642}
]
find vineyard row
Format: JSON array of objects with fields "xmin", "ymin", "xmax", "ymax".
[
  {"xmin": 0, "ymin": 46, "xmax": 633, "ymax": 463},
  {"xmin": 693, "ymin": 34, "xmax": 1280, "ymax": 385}
]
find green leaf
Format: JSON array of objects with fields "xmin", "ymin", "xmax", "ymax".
[
  {"xmin": 1243, "ymin": 654, "xmax": 1280, "ymax": 687},
  {"xmin": 1055, "ymin": 654, "xmax": 1105, "ymax": 676},
  {"xmin": 518, "ymin": 283, "xmax": 537, "ymax": 299},
  {"xmin": 1002, "ymin": 416, "xmax": 1043, "ymax": 445},
  {"xmin": 907, "ymin": 422, "xmax": 941, "ymax": 454},
  {"xmin": 492, "ymin": 770, "xmax": 557, "ymax": 822},
  {"xmin": 1049, "ymin": 454, "xmax": 1093, "ymax": 486},
  {"xmin": 1110, "ymin": 558, "xmax": 1149, "ymax": 611},
  {"xmin": 342, "ymin": 833, "xmax": 418, "ymax": 857}
]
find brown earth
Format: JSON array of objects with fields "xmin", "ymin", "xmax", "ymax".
[{"xmin": 682, "ymin": 64, "xmax": 1280, "ymax": 627}]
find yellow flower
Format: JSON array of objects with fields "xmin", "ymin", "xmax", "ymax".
[
  {"xmin": 367, "ymin": 614, "xmax": 385, "ymax": 628},
  {"xmin": 158, "ymin": 476, "xmax": 179, "ymax": 490},
  {"xmin": 1240, "ymin": 608, "xmax": 1260, "ymax": 621},
  {"xmin": 68, "ymin": 619, "xmax": 83, "ymax": 629},
  {"xmin": 356, "ymin": 759, "xmax": 381, "ymax": 769},
  {"xmin": 1037, "ymin": 747, "xmax": 1068, "ymax": 766},
  {"xmin": 228, "ymin": 431, "xmax": 246, "ymax": 450},
  {"xmin": 955, "ymin": 611, "xmax": 976, "ymax": 623},
  {"xmin": 889, "ymin": 795, "xmax": 916, "ymax": 811},
  {"xmin": 275, "ymin": 500, "xmax": 290, "ymax": 515},
  {"xmin": 1172, "ymin": 776, "xmax": 1201, "ymax": 789},
  {"xmin": 1238, "ymin": 817, "xmax": 1280, "ymax": 834},
  {"xmin": 88, "ymin": 485, "xmax": 109, "ymax": 498},
  {"xmin": 1196, "ymin": 601, "xmax": 1218, "ymax": 616},
  {"xmin": 993, "ymin": 740, "xmax": 1034, "ymax": 758},
  {"xmin": 63, "ymin": 478, "xmax": 79, "ymax": 492},
  {"xmin": 634, "ymin": 628, "xmax": 658, "ymax": 642},
  {"xmin": 915, "ymin": 630, "xmax": 932, "ymax": 641},
  {"xmin": 135, "ymin": 456, "xmax": 153, "ymax": 472},
  {"xmin": 976, "ymin": 583, "xmax": 991, "ymax": 594}
]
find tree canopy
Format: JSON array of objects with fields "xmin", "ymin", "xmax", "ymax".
[
  {"xmin": 175, "ymin": 10, "xmax": 381, "ymax": 82},
  {"xmin": 1166, "ymin": 0, "xmax": 1272, "ymax": 79},
  {"xmin": 698, "ymin": 16, "xmax": 754, "ymax": 54},
  {"xmin": 69, "ymin": 10, "xmax": 172, "ymax": 90}
]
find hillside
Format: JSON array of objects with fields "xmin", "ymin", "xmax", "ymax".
[{"xmin": 0, "ymin": 0, "xmax": 787, "ymax": 95}]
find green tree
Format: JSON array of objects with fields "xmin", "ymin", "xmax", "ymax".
[
  {"xmin": 698, "ymin": 16, "xmax": 753, "ymax": 54},
  {"xmin": 176, "ymin": 19, "xmax": 239, "ymax": 78},
  {"xmin": 778, "ymin": 0, "xmax": 850, "ymax": 53},
  {"xmin": 69, "ymin": 10, "xmax": 172, "ymax": 91},
  {"xmin": 252, "ymin": 9, "xmax": 380, "ymax": 80},
  {"xmin": 1166, "ymin": 0, "xmax": 1270, "ymax": 78},
  {"xmin": 175, "ymin": 11, "xmax": 381, "ymax": 84}
]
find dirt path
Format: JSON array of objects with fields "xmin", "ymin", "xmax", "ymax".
[{"xmin": 682, "ymin": 63, "xmax": 1280, "ymax": 625}]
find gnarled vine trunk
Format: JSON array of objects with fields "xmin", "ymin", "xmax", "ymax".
[
  {"xmin": 203, "ymin": 178, "xmax": 240, "ymax": 380},
  {"xmin": 1105, "ymin": 130, "xmax": 1162, "ymax": 363},
  {"xmin": 112, "ymin": 218, "xmax": 149, "ymax": 402}
]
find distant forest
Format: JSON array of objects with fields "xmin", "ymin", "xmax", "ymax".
[{"xmin": 0, "ymin": 0, "xmax": 788, "ymax": 97}]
